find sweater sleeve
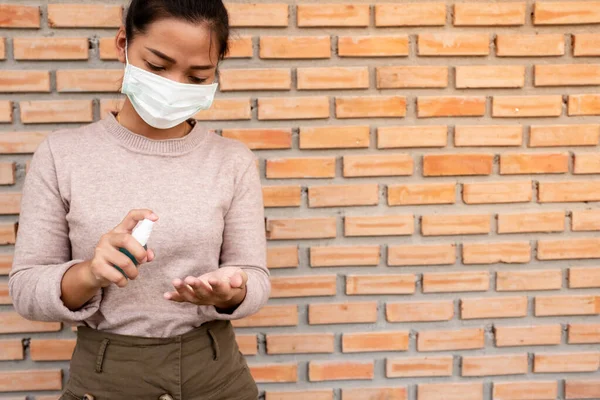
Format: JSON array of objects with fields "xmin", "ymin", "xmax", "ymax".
[
  {"xmin": 200, "ymin": 158, "xmax": 270, "ymax": 320},
  {"xmin": 9, "ymin": 138, "xmax": 101, "ymax": 323}
]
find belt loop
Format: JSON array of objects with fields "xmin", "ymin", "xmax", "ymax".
[
  {"xmin": 95, "ymin": 338, "xmax": 110, "ymax": 373},
  {"xmin": 207, "ymin": 329, "xmax": 219, "ymax": 361}
]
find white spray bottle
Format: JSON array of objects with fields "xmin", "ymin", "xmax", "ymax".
[{"xmin": 113, "ymin": 218, "xmax": 155, "ymax": 279}]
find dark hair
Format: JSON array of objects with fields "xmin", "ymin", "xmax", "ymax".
[{"xmin": 125, "ymin": 0, "xmax": 230, "ymax": 61}]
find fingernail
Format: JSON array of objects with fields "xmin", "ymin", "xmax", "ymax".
[{"xmin": 150, "ymin": 213, "xmax": 158, "ymax": 220}]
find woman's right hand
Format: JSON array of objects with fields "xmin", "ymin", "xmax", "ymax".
[{"xmin": 86, "ymin": 209, "xmax": 158, "ymax": 289}]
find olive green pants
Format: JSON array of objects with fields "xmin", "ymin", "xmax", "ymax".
[{"xmin": 60, "ymin": 320, "xmax": 258, "ymax": 400}]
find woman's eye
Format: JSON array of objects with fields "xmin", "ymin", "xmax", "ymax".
[
  {"xmin": 189, "ymin": 76, "xmax": 207, "ymax": 84},
  {"xmin": 145, "ymin": 62, "xmax": 165, "ymax": 71}
]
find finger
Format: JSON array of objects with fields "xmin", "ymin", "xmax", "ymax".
[
  {"xmin": 173, "ymin": 279, "xmax": 199, "ymax": 304},
  {"xmin": 108, "ymin": 233, "xmax": 147, "ymax": 264},
  {"xmin": 95, "ymin": 261, "xmax": 129, "ymax": 288},
  {"xmin": 186, "ymin": 276, "xmax": 213, "ymax": 298},
  {"xmin": 105, "ymin": 248, "xmax": 139, "ymax": 280},
  {"xmin": 229, "ymin": 271, "xmax": 247, "ymax": 289},
  {"xmin": 208, "ymin": 277, "xmax": 231, "ymax": 296},
  {"xmin": 164, "ymin": 291, "xmax": 185, "ymax": 302},
  {"xmin": 114, "ymin": 209, "xmax": 158, "ymax": 233},
  {"xmin": 147, "ymin": 249, "xmax": 155, "ymax": 262}
]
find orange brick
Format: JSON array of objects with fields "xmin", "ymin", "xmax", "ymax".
[
  {"xmin": 569, "ymin": 94, "xmax": 600, "ymax": 116},
  {"xmin": 0, "ymin": 132, "xmax": 48, "ymax": 154},
  {"xmin": 569, "ymin": 267, "xmax": 600, "ymax": 288},
  {"xmin": 456, "ymin": 65, "xmax": 525, "ymax": 88},
  {"xmin": 501, "ymin": 153, "xmax": 569, "ymax": 174},
  {"xmin": 422, "ymin": 214, "xmax": 490, "ymax": 236},
  {"xmin": 0, "ymin": 4, "xmax": 40, "ymax": 28},
  {"xmin": 463, "ymin": 181, "xmax": 533, "ymax": 204},
  {"xmin": 574, "ymin": 33, "xmax": 600, "ymax": 56},
  {"xmin": 308, "ymin": 184, "xmax": 379, "ymax": 208},
  {"xmin": 496, "ymin": 34, "xmax": 565, "ymax": 57},
  {"xmin": 266, "ymin": 333, "xmax": 335, "ymax": 354},
  {"xmin": 462, "ymin": 354, "xmax": 528, "ymax": 376},
  {"xmin": 343, "ymin": 331, "xmax": 409, "ymax": 353},
  {"xmin": 386, "ymin": 300, "xmax": 454, "ymax": 322},
  {"xmin": 297, "ymin": 4, "xmax": 369, "ymax": 27},
  {"xmin": 378, "ymin": 125, "xmax": 448, "ymax": 148},
  {"xmin": 493, "ymin": 95, "xmax": 563, "ymax": 117},
  {"xmin": 0, "ymin": 254, "xmax": 13, "ymax": 275},
  {"xmin": 495, "ymin": 325, "xmax": 562, "ymax": 347},
  {"xmin": 535, "ymin": 295, "xmax": 600, "ymax": 316},
  {"xmin": 14, "ymin": 37, "xmax": 88, "ymax": 60},
  {"xmin": 0, "ymin": 193, "xmax": 21, "ymax": 214},
  {"xmin": 424, "ymin": 154, "xmax": 493, "ymax": 176},
  {"xmin": 423, "ymin": 271, "xmax": 490, "ymax": 293},
  {"xmin": 538, "ymin": 181, "xmax": 600, "ymax": 203},
  {"xmin": 418, "ymin": 382, "xmax": 483, "ymax": 400},
  {"xmin": 266, "ymin": 390, "xmax": 333, "ymax": 400},
  {"xmin": 572, "ymin": 209, "xmax": 600, "ymax": 231},
  {"xmin": 227, "ymin": 36, "xmax": 253, "ymax": 59},
  {"xmin": 530, "ymin": 124, "xmax": 600, "ymax": 147},
  {"xmin": 344, "ymin": 215, "xmax": 413, "ymax": 237},
  {"xmin": 56, "ymin": 69, "xmax": 122, "ymax": 92},
  {"xmin": 461, "ymin": 296, "xmax": 528, "ymax": 319},
  {"xmin": 0, "ymin": 163, "xmax": 15, "ymax": 185},
  {"xmin": 566, "ymin": 380, "xmax": 600, "ymax": 399},
  {"xmin": 574, "ymin": 153, "xmax": 600, "ymax": 174},
  {"xmin": 48, "ymin": 4, "xmax": 122, "ymax": 28},
  {"xmin": 297, "ymin": 67, "xmax": 369, "ymax": 90},
  {"xmin": 98, "ymin": 37, "xmax": 118, "ymax": 60},
  {"xmin": 223, "ymin": 128, "xmax": 291, "ymax": 150},
  {"xmin": 0, "ymin": 340, "xmax": 23, "ymax": 361},
  {"xmin": 232, "ymin": 305, "xmax": 298, "ymax": 327},
  {"xmin": 336, "ymin": 96, "xmax": 406, "ymax": 118},
  {"xmin": 462, "ymin": 242, "xmax": 531, "ymax": 264},
  {"xmin": 236, "ymin": 335, "xmax": 257, "ymax": 355},
  {"xmin": 266, "ymin": 157, "xmax": 335, "ymax": 179},
  {"xmin": 454, "ymin": 2, "xmax": 526, "ymax": 26},
  {"xmin": 0, "ymin": 224, "xmax": 17, "ymax": 245},
  {"xmin": 0, "ymin": 71, "xmax": 50, "ymax": 93},
  {"xmin": 0, "ymin": 101, "xmax": 12, "ymax": 123},
  {"xmin": 309, "ymin": 302, "xmax": 377, "ymax": 324},
  {"xmin": 342, "ymin": 388, "xmax": 407, "ymax": 400},
  {"xmin": 0, "ymin": 38, "xmax": 4, "ymax": 59},
  {"xmin": 270, "ymin": 275, "xmax": 336, "ymax": 298},
  {"xmin": 534, "ymin": 353, "xmax": 600, "ymax": 373},
  {"xmin": 375, "ymin": 3, "xmax": 446, "ymax": 26},
  {"xmin": 260, "ymin": 36, "xmax": 330, "ymax": 59},
  {"xmin": 21, "ymin": 100, "xmax": 93, "ymax": 124},
  {"xmin": 338, "ymin": 36, "xmax": 409, "ymax": 57},
  {"xmin": 377, "ymin": 66, "xmax": 448, "ymax": 89},
  {"xmin": 30, "ymin": 339, "xmax": 75, "ymax": 361},
  {"xmin": 418, "ymin": 33, "xmax": 490, "ymax": 56},
  {"xmin": 310, "ymin": 245, "xmax": 380, "ymax": 267},
  {"xmin": 263, "ymin": 186, "xmax": 301, "ymax": 208},
  {"xmin": 455, "ymin": 125, "xmax": 523, "ymax": 147},
  {"xmin": 219, "ymin": 69, "xmax": 291, "ymax": 91},
  {"xmin": 418, "ymin": 96, "xmax": 486, "ymax": 118},
  {"xmin": 250, "ymin": 363, "xmax": 297, "ymax": 383},
  {"xmin": 0, "ymin": 370, "xmax": 62, "ymax": 392},
  {"xmin": 538, "ymin": 237, "xmax": 600, "ymax": 260},
  {"xmin": 267, "ymin": 246, "xmax": 298, "ymax": 269},
  {"xmin": 346, "ymin": 274, "xmax": 415, "ymax": 295},
  {"xmin": 536, "ymin": 64, "xmax": 600, "ymax": 86},
  {"xmin": 388, "ymin": 244, "xmax": 456, "ymax": 266},
  {"xmin": 388, "ymin": 183, "xmax": 455, "ymax": 206},
  {"xmin": 534, "ymin": 1, "xmax": 600, "ymax": 25},
  {"xmin": 343, "ymin": 154, "xmax": 413, "ymax": 177},
  {"xmin": 0, "ymin": 313, "xmax": 60, "ymax": 334},
  {"xmin": 309, "ymin": 361, "xmax": 374, "ymax": 381},
  {"xmin": 493, "ymin": 381, "xmax": 558, "ymax": 400},
  {"xmin": 227, "ymin": 3, "xmax": 288, "ymax": 27},
  {"xmin": 387, "ymin": 356, "xmax": 452, "ymax": 377},
  {"xmin": 258, "ymin": 96, "xmax": 329, "ymax": 120},
  {"xmin": 299, "ymin": 125, "xmax": 370, "ymax": 149},
  {"xmin": 569, "ymin": 323, "xmax": 600, "ymax": 344},
  {"xmin": 195, "ymin": 99, "xmax": 251, "ymax": 121}
]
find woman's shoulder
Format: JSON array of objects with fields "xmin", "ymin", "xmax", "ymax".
[
  {"xmin": 206, "ymin": 131, "xmax": 256, "ymax": 167},
  {"xmin": 33, "ymin": 120, "xmax": 105, "ymax": 164}
]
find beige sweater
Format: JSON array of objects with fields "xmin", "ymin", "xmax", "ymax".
[{"xmin": 9, "ymin": 114, "xmax": 270, "ymax": 337}]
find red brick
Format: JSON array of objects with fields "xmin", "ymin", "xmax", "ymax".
[
  {"xmin": 462, "ymin": 354, "xmax": 528, "ymax": 376},
  {"xmin": 297, "ymin": 4, "xmax": 369, "ymax": 27},
  {"xmin": 344, "ymin": 215, "xmax": 414, "ymax": 237},
  {"xmin": 529, "ymin": 124, "xmax": 600, "ymax": 147},
  {"xmin": 298, "ymin": 67, "xmax": 369, "ymax": 90},
  {"xmin": 30, "ymin": 339, "xmax": 75, "ymax": 361},
  {"xmin": 227, "ymin": 36, "xmax": 253, "ymax": 59},
  {"xmin": 344, "ymin": 154, "xmax": 413, "ymax": 177},
  {"xmin": 386, "ymin": 300, "xmax": 454, "ymax": 322},
  {"xmin": 299, "ymin": 125, "xmax": 370, "ymax": 149},
  {"xmin": 309, "ymin": 361, "xmax": 374, "ymax": 381},
  {"xmin": 338, "ymin": 36, "xmax": 409, "ymax": 57},
  {"xmin": 266, "ymin": 333, "xmax": 335, "ymax": 354},
  {"xmin": 0, "ymin": 340, "xmax": 23, "ymax": 360},
  {"xmin": 0, "ymin": 282, "xmax": 10, "ymax": 304},
  {"xmin": 0, "ymin": 132, "xmax": 48, "ymax": 154},
  {"xmin": 48, "ymin": 4, "xmax": 122, "ymax": 28},
  {"xmin": 424, "ymin": 154, "xmax": 493, "ymax": 176},
  {"xmin": 346, "ymin": 274, "xmax": 415, "ymax": 295},
  {"xmin": 539, "ymin": 181, "xmax": 600, "ymax": 203},
  {"xmin": 574, "ymin": 153, "xmax": 600, "ymax": 174},
  {"xmin": 236, "ymin": 335, "xmax": 257, "ymax": 355},
  {"xmin": 343, "ymin": 331, "xmax": 409, "ymax": 353},
  {"xmin": 259, "ymin": 96, "xmax": 329, "ymax": 120},
  {"xmin": 566, "ymin": 380, "xmax": 600, "ymax": 399},
  {"xmin": 535, "ymin": 295, "xmax": 600, "ymax": 316},
  {"xmin": 461, "ymin": 296, "xmax": 528, "ymax": 319},
  {"xmin": 0, "ymin": 163, "xmax": 15, "ymax": 186},
  {"xmin": 336, "ymin": 96, "xmax": 406, "ymax": 118},
  {"xmin": 423, "ymin": 271, "xmax": 490, "ymax": 293},
  {"xmin": 266, "ymin": 157, "xmax": 335, "ymax": 179},
  {"xmin": 377, "ymin": 66, "xmax": 448, "ymax": 89},
  {"xmin": 266, "ymin": 390, "xmax": 333, "ymax": 400},
  {"xmin": 0, "ymin": 4, "xmax": 40, "ymax": 28},
  {"xmin": 0, "ymin": 254, "xmax": 13, "ymax": 275},
  {"xmin": 342, "ymin": 388, "xmax": 407, "ymax": 400},
  {"xmin": 574, "ymin": 34, "xmax": 600, "ymax": 56},
  {"xmin": 0, "ymin": 71, "xmax": 50, "ymax": 93},
  {"xmin": 14, "ymin": 37, "xmax": 88, "ymax": 60},
  {"xmin": 226, "ymin": 3, "xmax": 288, "ymax": 27},
  {"xmin": 0, "ymin": 193, "xmax": 21, "ymax": 214},
  {"xmin": 388, "ymin": 244, "xmax": 456, "ymax": 266},
  {"xmin": 569, "ymin": 94, "xmax": 600, "ymax": 116},
  {"xmin": 388, "ymin": 183, "xmax": 456, "ymax": 206},
  {"xmin": 270, "ymin": 275, "xmax": 336, "ymax": 298},
  {"xmin": 501, "ymin": 153, "xmax": 569, "ymax": 174},
  {"xmin": 0, "ymin": 223, "xmax": 17, "ymax": 244},
  {"xmin": 56, "ymin": 69, "xmax": 122, "ymax": 92},
  {"xmin": 0, "ymin": 370, "xmax": 62, "ymax": 392},
  {"xmin": 98, "ymin": 37, "xmax": 118, "ymax": 60},
  {"xmin": 493, "ymin": 381, "xmax": 558, "ymax": 400},
  {"xmin": 456, "ymin": 65, "xmax": 525, "ymax": 88},
  {"xmin": 422, "ymin": 214, "xmax": 490, "ymax": 236},
  {"xmin": 0, "ymin": 312, "xmax": 61, "ymax": 333},
  {"xmin": 454, "ymin": 2, "xmax": 526, "ymax": 26},
  {"xmin": 495, "ymin": 325, "xmax": 562, "ymax": 347},
  {"xmin": 496, "ymin": 34, "xmax": 565, "ymax": 57},
  {"xmin": 375, "ymin": 3, "xmax": 446, "ymax": 26},
  {"xmin": 572, "ymin": 209, "xmax": 600, "ymax": 231},
  {"xmin": 536, "ymin": 64, "xmax": 600, "ymax": 86},
  {"xmin": 418, "ymin": 382, "xmax": 483, "ymax": 400},
  {"xmin": 493, "ymin": 95, "xmax": 563, "ymax": 117},
  {"xmin": 569, "ymin": 267, "xmax": 600, "ymax": 288},
  {"xmin": 418, "ymin": 96, "xmax": 486, "ymax": 118},
  {"xmin": 219, "ymin": 69, "xmax": 291, "ymax": 91},
  {"xmin": 418, "ymin": 33, "xmax": 490, "ymax": 56},
  {"xmin": 232, "ymin": 305, "xmax": 298, "ymax": 327},
  {"xmin": 498, "ymin": 270, "xmax": 562, "ymax": 291},
  {"xmin": 0, "ymin": 101, "xmax": 12, "ymax": 123},
  {"xmin": 21, "ymin": 100, "xmax": 93, "ymax": 124},
  {"xmin": 534, "ymin": 352, "xmax": 600, "ymax": 373},
  {"xmin": 378, "ymin": 126, "xmax": 448, "ymax": 148},
  {"xmin": 538, "ymin": 237, "xmax": 600, "ymax": 260},
  {"xmin": 260, "ymin": 36, "xmax": 330, "ymax": 59},
  {"xmin": 310, "ymin": 245, "xmax": 380, "ymax": 267},
  {"xmin": 263, "ymin": 186, "xmax": 301, "ymax": 208},
  {"xmin": 308, "ymin": 184, "xmax": 379, "ymax": 208},
  {"xmin": 463, "ymin": 241, "xmax": 531, "ymax": 264},
  {"xmin": 569, "ymin": 323, "xmax": 600, "ymax": 344},
  {"xmin": 534, "ymin": 1, "xmax": 600, "ymax": 25},
  {"xmin": 223, "ymin": 128, "xmax": 291, "ymax": 150},
  {"xmin": 0, "ymin": 38, "xmax": 4, "ymax": 59},
  {"xmin": 463, "ymin": 181, "xmax": 533, "ymax": 204},
  {"xmin": 387, "ymin": 356, "xmax": 453, "ymax": 377},
  {"xmin": 250, "ymin": 364, "xmax": 297, "ymax": 383},
  {"xmin": 195, "ymin": 99, "xmax": 251, "ymax": 121},
  {"xmin": 267, "ymin": 246, "xmax": 298, "ymax": 269},
  {"xmin": 309, "ymin": 302, "xmax": 377, "ymax": 324}
]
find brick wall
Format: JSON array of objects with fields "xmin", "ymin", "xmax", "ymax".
[{"xmin": 1, "ymin": 0, "xmax": 600, "ymax": 399}]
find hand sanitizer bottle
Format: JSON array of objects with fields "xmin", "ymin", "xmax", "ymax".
[{"xmin": 113, "ymin": 219, "xmax": 155, "ymax": 279}]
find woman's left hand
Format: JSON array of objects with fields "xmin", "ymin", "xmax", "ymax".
[{"xmin": 164, "ymin": 267, "xmax": 248, "ymax": 311}]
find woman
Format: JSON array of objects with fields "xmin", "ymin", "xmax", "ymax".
[{"xmin": 9, "ymin": 0, "xmax": 269, "ymax": 399}]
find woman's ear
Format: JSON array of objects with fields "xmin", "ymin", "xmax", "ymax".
[{"xmin": 115, "ymin": 26, "xmax": 127, "ymax": 64}]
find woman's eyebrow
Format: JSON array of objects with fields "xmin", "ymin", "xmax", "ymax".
[{"xmin": 145, "ymin": 47, "xmax": 215, "ymax": 70}]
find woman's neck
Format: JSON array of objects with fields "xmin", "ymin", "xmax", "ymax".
[{"xmin": 116, "ymin": 98, "xmax": 192, "ymax": 140}]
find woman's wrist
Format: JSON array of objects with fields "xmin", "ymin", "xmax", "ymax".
[{"xmin": 214, "ymin": 286, "xmax": 247, "ymax": 314}]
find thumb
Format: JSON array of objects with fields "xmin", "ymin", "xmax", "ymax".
[{"xmin": 230, "ymin": 270, "xmax": 248, "ymax": 289}]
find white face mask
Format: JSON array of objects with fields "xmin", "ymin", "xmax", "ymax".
[{"xmin": 120, "ymin": 43, "xmax": 218, "ymax": 130}]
